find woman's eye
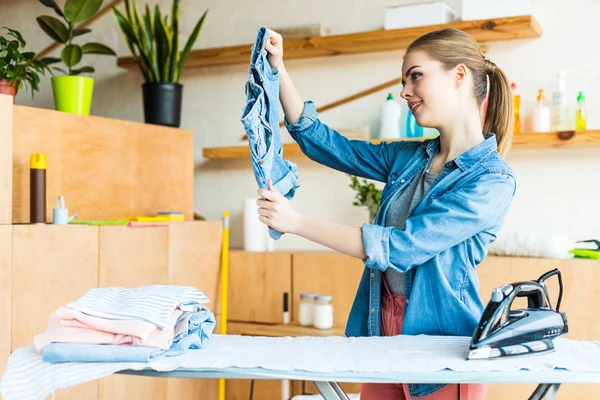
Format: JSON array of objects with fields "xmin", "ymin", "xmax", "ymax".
[{"xmin": 411, "ymin": 72, "xmax": 422, "ymax": 82}]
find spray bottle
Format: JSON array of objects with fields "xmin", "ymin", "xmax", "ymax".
[{"xmin": 575, "ymin": 91, "xmax": 587, "ymax": 130}]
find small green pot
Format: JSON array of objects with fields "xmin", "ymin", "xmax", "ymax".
[{"xmin": 51, "ymin": 76, "xmax": 94, "ymax": 115}]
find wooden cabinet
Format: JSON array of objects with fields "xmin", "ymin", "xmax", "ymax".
[
  {"xmin": 0, "ymin": 95, "xmax": 11, "ymax": 224},
  {"xmin": 478, "ymin": 256, "xmax": 600, "ymax": 400},
  {"xmin": 292, "ymin": 252, "xmax": 363, "ymax": 328},
  {"xmin": 228, "ymin": 251, "xmax": 292, "ymax": 324}
]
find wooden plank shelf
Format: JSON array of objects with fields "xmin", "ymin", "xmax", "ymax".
[
  {"xmin": 117, "ymin": 15, "xmax": 541, "ymax": 70},
  {"xmin": 227, "ymin": 321, "xmax": 345, "ymax": 337},
  {"xmin": 203, "ymin": 130, "xmax": 600, "ymax": 159}
]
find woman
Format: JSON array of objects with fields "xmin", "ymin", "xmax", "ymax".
[{"xmin": 257, "ymin": 27, "xmax": 516, "ymax": 399}]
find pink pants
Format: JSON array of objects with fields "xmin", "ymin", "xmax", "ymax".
[{"xmin": 360, "ymin": 278, "xmax": 487, "ymax": 400}]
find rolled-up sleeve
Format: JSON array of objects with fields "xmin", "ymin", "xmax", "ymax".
[
  {"xmin": 284, "ymin": 101, "xmax": 319, "ymax": 132},
  {"xmin": 362, "ymin": 172, "xmax": 516, "ymax": 271}
]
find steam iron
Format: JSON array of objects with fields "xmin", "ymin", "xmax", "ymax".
[{"xmin": 468, "ymin": 268, "xmax": 568, "ymax": 360}]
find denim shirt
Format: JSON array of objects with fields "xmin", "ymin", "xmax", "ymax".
[
  {"xmin": 285, "ymin": 101, "xmax": 516, "ymax": 398},
  {"xmin": 241, "ymin": 26, "xmax": 300, "ymax": 240}
]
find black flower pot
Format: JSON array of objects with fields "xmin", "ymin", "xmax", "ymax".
[{"xmin": 142, "ymin": 83, "xmax": 183, "ymax": 127}]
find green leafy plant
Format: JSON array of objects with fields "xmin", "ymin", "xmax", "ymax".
[
  {"xmin": 112, "ymin": 0, "xmax": 208, "ymax": 83},
  {"xmin": 36, "ymin": 0, "xmax": 116, "ymax": 76},
  {"xmin": 349, "ymin": 175, "xmax": 382, "ymax": 220},
  {"xmin": 0, "ymin": 27, "xmax": 50, "ymax": 97}
]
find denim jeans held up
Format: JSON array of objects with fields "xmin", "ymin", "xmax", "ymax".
[{"xmin": 241, "ymin": 26, "xmax": 300, "ymax": 240}]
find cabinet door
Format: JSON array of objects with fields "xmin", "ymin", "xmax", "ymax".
[
  {"xmin": 292, "ymin": 252, "xmax": 364, "ymax": 328},
  {"xmin": 12, "ymin": 225, "xmax": 99, "ymax": 400},
  {"xmin": 0, "ymin": 225, "xmax": 12, "ymax": 375},
  {"xmin": 228, "ymin": 251, "xmax": 292, "ymax": 324}
]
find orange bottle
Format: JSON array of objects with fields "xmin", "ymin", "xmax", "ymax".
[{"xmin": 511, "ymin": 82, "xmax": 521, "ymax": 134}]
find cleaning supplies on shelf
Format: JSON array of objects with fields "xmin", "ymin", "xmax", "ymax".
[
  {"xmin": 575, "ymin": 91, "xmax": 587, "ymax": 130},
  {"xmin": 52, "ymin": 196, "xmax": 77, "ymax": 225},
  {"xmin": 378, "ymin": 93, "xmax": 401, "ymax": 139},
  {"xmin": 551, "ymin": 71, "xmax": 568, "ymax": 131},
  {"xmin": 532, "ymin": 89, "xmax": 551, "ymax": 132},
  {"xmin": 511, "ymin": 82, "xmax": 521, "ymax": 134}
]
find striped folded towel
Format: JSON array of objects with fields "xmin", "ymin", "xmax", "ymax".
[{"xmin": 67, "ymin": 285, "xmax": 209, "ymax": 329}]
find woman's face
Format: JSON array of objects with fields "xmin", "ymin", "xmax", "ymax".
[{"xmin": 400, "ymin": 50, "xmax": 459, "ymax": 130}]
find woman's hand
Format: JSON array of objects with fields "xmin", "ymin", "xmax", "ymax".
[
  {"xmin": 257, "ymin": 180, "xmax": 302, "ymax": 234},
  {"xmin": 265, "ymin": 29, "xmax": 284, "ymax": 70}
]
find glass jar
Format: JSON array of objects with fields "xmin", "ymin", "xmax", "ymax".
[
  {"xmin": 313, "ymin": 295, "xmax": 334, "ymax": 330},
  {"xmin": 298, "ymin": 293, "xmax": 316, "ymax": 327}
]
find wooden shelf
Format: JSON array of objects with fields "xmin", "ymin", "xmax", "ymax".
[
  {"xmin": 203, "ymin": 130, "xmax": 600, "ymax": 159},
  {"xmin": 227, "ymin": 321, "xmax": 345, "ymax": 337},
  {"xmin": 117, "ymin": 15, "xmax": 541, "ymax": 70}
]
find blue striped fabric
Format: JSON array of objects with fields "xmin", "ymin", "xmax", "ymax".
[{"xmin": 66, "ymin": 285, "xmax": 209, "ymax": 328}]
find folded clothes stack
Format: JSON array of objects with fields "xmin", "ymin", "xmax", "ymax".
[{"xmin": 34, "ymin": 285, "xmax": 215, "ymax": 363}]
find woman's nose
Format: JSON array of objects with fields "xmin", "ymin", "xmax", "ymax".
[{"xmin": 401, "ymin": 85, "xmax": 411, "ymax": 100}]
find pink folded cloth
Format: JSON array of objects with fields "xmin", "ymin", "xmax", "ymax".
[{"xmin": 34, "ymin": 307, "xmax": 182, "ymax": 352}]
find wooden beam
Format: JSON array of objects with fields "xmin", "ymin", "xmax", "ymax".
[{"xmin": 35, "ymin": 0, "xmax": 124, "ymax": 59}]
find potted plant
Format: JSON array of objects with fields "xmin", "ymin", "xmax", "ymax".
[
  {"xmin": 0, "ymin": 27, "xmax": 50, "ymax": 102},
  {"xmin": 349, "ymin": 175, "xmax": 382, "ymax": 224},
  {"xmin": 113, "ymin": 0, "xmax": 208, "ymax": 127},
  {"xmin": 36, "ymin": 0, "xmax": 116, "ymax": 115}
]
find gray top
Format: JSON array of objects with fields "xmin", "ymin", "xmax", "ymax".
[{"xmin": 384, "ymin": 157, "xmax": 438, "ymax": 295}]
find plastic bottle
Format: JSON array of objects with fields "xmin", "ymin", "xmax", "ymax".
[
  {"xmin": 551, "ymin": 71, "xmax": 568, "ymax": 131},
  {"xmin": 575, "ymin": 91, "xmax": 587, "ymax": 131},
  {"xmin": 532, "ymin": 89, "xmax": 551, "ymax": 132},
  {"xmin": 511, "ymin": 82, "xmax": 521, "ymax": 134},
  {"xmin": 379, "ymin": 93, "xmax": 401, "ymax": 139},
  {"xmin": 405, "ymin": 109, "xmax": 424, "ymax": 138}
]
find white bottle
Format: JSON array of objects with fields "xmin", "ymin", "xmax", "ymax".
[
  {"xmin": 298, "ymin": 293, "xmax": 316, "ymax": 327},
  {"xmin": 379, "ymin": 93, "xmax": 401, "ymax": 139},
  {"xmin": 551, "ymin": 71, "xmax": 568, "ymax": 131},
  {"xmin": 313, "ymin": 295, "xmax": 334, "ymax": 329},
  {"xmin": 532, "ymin": 89, "xmax": 551, "ymax": 132}
]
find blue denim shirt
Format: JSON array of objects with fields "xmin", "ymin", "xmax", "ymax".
[
  {"xmin": 241, "ymin": 26, "xmax": 300, "ymax": 240},
  {"xmin": 285, "ymin": 101, "xmax": 516, "ymax": 398}
]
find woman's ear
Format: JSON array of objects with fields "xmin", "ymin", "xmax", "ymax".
[{"xmin": 454, "ymin": 64, "xmax": 468, "ymax": 89}]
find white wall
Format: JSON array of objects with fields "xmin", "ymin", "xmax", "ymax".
[{"xmin": 4, "ymin": 0, "xmax": 599, "ymax": 250}]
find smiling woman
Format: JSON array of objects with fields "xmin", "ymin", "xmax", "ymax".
[{"xmin": 256, "ymin": 26, "xmax": 516, "ymax": 400}]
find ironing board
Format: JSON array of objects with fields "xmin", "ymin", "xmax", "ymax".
[
  {"xmin": 2, "ymin": 334, "xmax": 600, "ymax": 400},
  {"xmin": 119, "ymin": 367, "xmax": 597, "ymax": 400}
]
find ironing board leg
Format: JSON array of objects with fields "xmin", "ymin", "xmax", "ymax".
[
  {"xmin": 528, "ymin": 383, "xmax": 561, "ymax": 400},
  {"xmin": 313, "ymin": 381, "xmax": 350, "ymax": 400}
]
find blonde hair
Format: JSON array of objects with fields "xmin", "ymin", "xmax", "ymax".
[{"xmin": 406, "ymin": 28, "xmax": 513, "ymax": 156}]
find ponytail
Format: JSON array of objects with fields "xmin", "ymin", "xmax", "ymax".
[{"xmin": 482, "ymin": 60, "xmax": 513, "ymax": 157}]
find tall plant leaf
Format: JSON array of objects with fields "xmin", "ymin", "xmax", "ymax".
[
  {"xmin": 36, "ymin": 16, "xmax": 69, "ymax": 43},
  {"xmin": 154, "ymin": 5, "xmax": 170, "ymax": 82},
  {"xmin": 64, "ymin": 0, "xmax": 102, "ymax": 23},
  {"xmin": 61, "ymin": 44, "xmax": 82, "ymax": 68},
  {"xmin": 177, "ymin": 9, "xmax": 208, "ymax": 82},
  {"xmin": 168, "ymin": 0, "xmax": 180, "ymax": 82},
  {"xmin": 82, "ymin": 42, "xmax": 116, "ymax": 55},
  {"xmin": 143, "ymin": 5, "xmax": 159, "ymax": 82},
  {"xmin": 38, "ymin": 0, "xmax": 65, "ymax": 18},
  {"xmin": 113, "ymin": 6, "xmax": 155, "ymax": 82}
]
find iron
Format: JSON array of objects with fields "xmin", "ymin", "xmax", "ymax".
[{"xmin": 468, "ymin": 268, "xmax": 568, "ymax": 360}]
